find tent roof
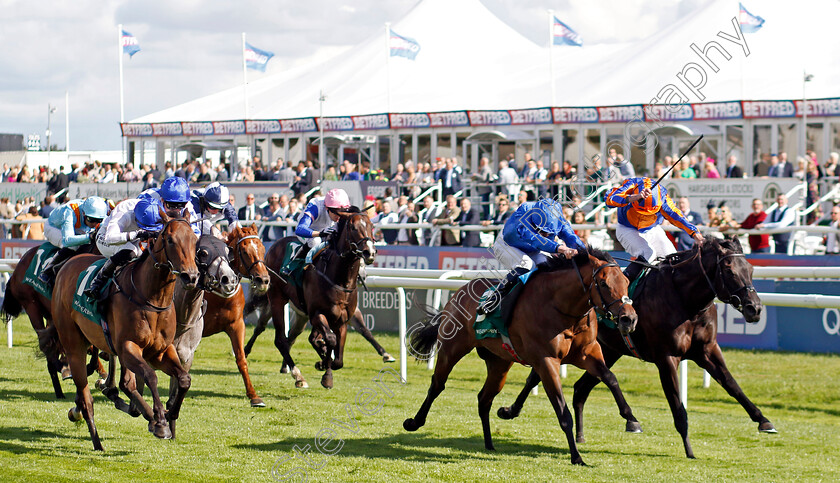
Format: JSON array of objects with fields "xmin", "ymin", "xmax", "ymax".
[{"xmin": 132, "ymin": 0, "xmax": 840, "ymax": 124}]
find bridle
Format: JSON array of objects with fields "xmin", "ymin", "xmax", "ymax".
[
  {"xmin": 147, "ymin": 218, "xmax": 194, "ymax": 275},
  {"xmin": 335, "ymin": 214, "xmax": 375, "ymax": 260},
  {"xmin": 698, "ymin": 250, "xmax": 756, "ymax": 312},
  {"xmin": 233, "ymin": 234, "xmax": 272, "ymax": 280},
  {"xmin": 571, "ymin": 257, "xmax": 633, "ymax": 323},
  {"xmin": 125, "ymin": 218, "xmax": 194, "ymax": 312}
]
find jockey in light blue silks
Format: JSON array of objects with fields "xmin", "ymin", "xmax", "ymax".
[
  {"xmin": 477, "ymin": 198, "xmax": 586, "ymax": 316},
  {"xmin": 37, "ymin": 196, "xmax": 109, "ymax": 285}
]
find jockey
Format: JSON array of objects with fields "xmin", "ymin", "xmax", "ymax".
[
  {"xmin": 190, "ymin": 181, "xmax": 240, "ymax": 233},
  {"xmin": 606, "ymin": 177, "xmax": 703, "ymax": 274},
  {"xmin": 477, "ymin": 198, "xmax": 586, "ymax": 316},
  {"xmin": 37, "ymin": 196, "xmax": 109, "ymax": 285},
  {"xmin": 84, "ymin": 198, "xmax": 160, "ymax": 300},
  {"xmin": 280, "ymin": 188, "xmax": 351, "ymax": 276},
  {"xmin": 138, "ymin": 176, "xmax": 206, "ymax": 235}
]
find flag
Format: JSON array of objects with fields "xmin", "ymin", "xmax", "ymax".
[
  {"xmin": 552, "ymin": 17, "xmax": 583, "ymax": 47},
  {"xmin": 121, "ymin": 30, "xmax": 140, "ymax": 57},
  {"xmin": 245, "ymin": 42, "xmax": 274, "ymax": 72},
  {"xmin": 739, "ymin": 3, "xmax": 765, "ymax": 33},
  {"xmin": 389, "ymin": 30, "xmax": 420, "ymax": 60}
]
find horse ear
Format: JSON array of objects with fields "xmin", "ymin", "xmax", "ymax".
[
  {"xmin": 159, "ymin": 207, "xmax": 170, "ymax": 223},
  {"xmin": 184, "ymin": 208, "xmax": 191, "ymax": 223},
  {"xmin": 220, "ymin": 231, "xmax": 230, "ymax": 244},
  {"xmin": 730, "ymin": 234, "xmax": 743, "ymax": 251}
]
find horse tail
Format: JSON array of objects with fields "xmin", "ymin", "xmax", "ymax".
[
  {"xmin": 407, "ymin": 310, "xmax": 441, "ymax": 362},
  {"xmin": 1, "ymin": 287, "xmax": 22, "ymax": 325},
  {"xmin": 35, "ymin": 325, "xmax": 63, "ymax": 367},
  {"xmin": 244, "ymin": 292, "xmax": 269, "ymax": 318}
]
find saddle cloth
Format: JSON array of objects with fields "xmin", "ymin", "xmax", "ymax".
[
  {"xmin": 23, "ymin": 243, "xmax": 59, "ymax": 298},
  {"xmin": 473, "ymin": 270, "xmax": 534, "ymax": 341},
  {"xmin": 71, "ymin": 259, "xmax": 113, "ymax": 326}
]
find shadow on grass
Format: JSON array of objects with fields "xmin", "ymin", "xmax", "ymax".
[
  {"xmin": 0, "ymin": 426, "xmax": 130, "ymax": 456},
  {"xmin": 0, "ymin": 387, "xmax": 65, "ymax": 402}
]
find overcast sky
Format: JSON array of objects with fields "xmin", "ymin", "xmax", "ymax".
[{"xmin": 0, "ymin": 0, "xmax": 703, "ymax": 151}]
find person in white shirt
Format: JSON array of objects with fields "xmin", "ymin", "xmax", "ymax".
[
  {"xmin": 497, "ymin": 160, "xmax": 520, "ymax": 200},
  {"xmin": 826, "ymin": 205, "xmax": 840, "ymax": 254},
  {"xmin": 757, "ymin": 194, "xmax": 796, "ymax": 254}
]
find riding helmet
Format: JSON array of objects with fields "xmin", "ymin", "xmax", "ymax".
[
  {"xmin": 324, "ymin": 188, "xmax": 351, "ymax": 209},
  {"xmin": 134, "ymin": 199, "xmax": 163, "ymax": 231},
  {"xmin": 159, "ymin": 177, "xmax": 191, "ymax": 203},
  {"xmin": 202, "ymin": 182, "xmax": 229, "ymax": 210},
  {"xmin": 80, "ymin": 197, "xmax": 108, "ymax": 222}
]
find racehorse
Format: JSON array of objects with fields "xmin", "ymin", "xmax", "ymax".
[
  {"xmin": 262, "ymin": 207, "xmax": 376, "ymax": 389},
  {"xmin": 1, "ymin": 243, "xmax": 107, "ymax": 398},
  {"xmin": 497, "ymin": 236, "xmax": 774, "ymax": 459},
  {"xmin": 404, "ymin": 248, "xmax": 638, "ymax": 465},
  {"xmin": 170, "ymin": 224, "xmax": 271, "ymax": 408},
  {"xmin": 41, "ymin": 210, "xmax": 199, "ymax": 451}
]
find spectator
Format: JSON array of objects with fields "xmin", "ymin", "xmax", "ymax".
[
  {"xmin": 674, "ymin": 197, "xmax": 705, "ymax": 250},
  {"xmin": 376, "ymin": 201, "xmax": 400, "ymax": 245},
  {"xmin": 497, "ymin": 160, "xmax": 519, "ymax": 201},
  {"xmin": 704, "ymin": 160, "xmax": 720, "ymax": 178},
  {"xmin": 215, "ymin": 164, "xmax": 229, "ymax": 182},
  {"xmin": 238, "ymin": 193, "xmax": 262, "ymax": 221},
  {"xmin": 824, "ymin": 152, "xmax": 839, "ymax": 178},
  {"xmin": 390, "ymin": 163, "xmax": 408, "ymax": 183},
  {"xmin": 777, "ymin": 153, "xmax": 794, "ymax": 177},
  {"xmin": 276, "ymin": 160, "xmax": 295, "ymax": 184},
  {"xmin": 47, "ymin": 165, "xmax": 69, "ymax": 195},
  {"xmin": 163, "ymin": 161, "xmax": 174, "ymax": 179},
  {"xmin": 440, "ymin": 158, "xmax": 463, "ymax": 197},
  {"xmin": 516, "ymin": 190, "xmax": 528, "ymax": 207},
  {"xmin": 292, "ymin": 161, "xmax": 314, "ymax": 196},
  {"xmin": 825, "ymin": 205, "xmax": 840, "ymax": 254},
  {"xmin": 432, "ymin": 195, "xmax": 461, "ymax": 246},
  {"xmin": 17, "ymin": 206, "xmax": 44, "ymax": 240},
  {"xmin": 711, "ymin": 204, "xmax": 739, "ymax": 231},
  {"xmin": 253, "ymin": 156, "xmax": 268, "ymax": 181},
  {"xmin": 472, "ymin": 157, "xmax": 494, "ymax": 219},
  {"xmin": 260, "ymin": 193, "xmax": 286, "ymax": 241},
  {"xmin": 706, "ymin": 202, "xmax": 720, "ymax": 225},
  {"xmin": 738, "ymin": 198, "xmax": 770, "ymax": 253},
  {"xmin": 724, "ymin": 155, "xmax": 744, "ymax": 178},
  {"xmin": 457, "ymin": 198, "xmax": 481, "ymax": 247},
  {"xmin": 396, "ymin": 201, "xmax": 419, "ymax": 245},
  {"xmin": 418, "ymin": 196, "xmax": 438, "ymax": 246},
  {"xmin": 586, "ymin": 154, "xmax": 609, "ymax": 186},
  {"xmin": 678, "ymin": 159, "xmax": 696, "ymax": 178},
  {"xmin": 194, "ymin": 163, "xmax": 213, "ymax": 183},
  {"xmin": 481, "ymin": 195, "xmax": 512, "ymax": 227},
  {"xmin": 757, "ymin": 194, "xmax": 795, "ymax": 254},
  {"xmin": 120, "ymin": 162, "xmax": 141, "ymax": 182},
  {"xmin": 572, "ymin": 210, "xmax": 590, "ymax": 245},
  {"xmin": 792, "ymin": 157, "xmax": 808, "ymax": 181},
  {"xmin": 753, "ymin": 153, "xmax": 771, "ymax": 177},
  {"xmin": 614, "ymin": 152, "xmax": 636, "ymax": 180},
  {"xmin": 323, "ymin": 165, "xmax": 339, "ymax": 181},
  {"xmin": 38, "ymin": 195, "xmax": 57, "ymax": 219},
  {"xmin": 343, "ymin": 162, "xmax": 361, "ymax": 181}
]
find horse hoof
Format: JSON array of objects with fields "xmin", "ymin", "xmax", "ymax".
[
  {"xmin": 572, "ymin": 458, "xmax": 587, "ymax": 466},
  {"xmin": 382, "ymin": 353, "xmax": 396, "ymax": 363},
  {"xmin": 94, "ymin": 378, "xmax": 106, "ymax": 390},
  {"xmin": 280, "ymin": 365, "xmax": 290, "ymax": 374},
  {"xmin": 320, "ymin": 374, "xmax": 333, "ymax": 389},
  {"xmin": 315, "ymin": 361, "xmax": 325, "ymax": 371},
  {"xmin": 758, "ymin": 421, "xmax": 778, "ymax": 433},
  {"xmin": 102, "ymin": 386, "xmax": 118, "ymax": 399},
  {"xmin": 626, "ymin": 421, "xmax": 643, "ymax": 433},
  {"xmin": 67, "ymin": 407, "xmax": 82, "ymax": 422},
  {"xmin": 576, "ymin": 436, "xmax": 586, "ymax": 444},
  {"xmin": 295, "ymin": 380, "xmax": 309, "ymax": 389},
  {"xmin": 497, "ymin": 407, "xmax": 518, "ymax": 420},
  {"xmin": 403, "ymin": 418, "xmax": 421, "ymax": 432},
  {"xmin": 61, "ymin": 368, "xmax": 72, "ymax": 380},
  {"xmin": 150, "ymin": 421, "xmax": 172, "ymax": 440},
  {"xmin": 250, "ymin": 398, "xmax": 266, "ymax": 408}
]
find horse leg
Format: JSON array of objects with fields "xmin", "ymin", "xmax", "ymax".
[
  {"xmin": 476, "ymin": 347, "xmax": 514, "ymax": 451},
  {"xmin": 577, "ymin": 345, "xmax": 641, "ymax": 440},
  {"xmin": 351, "ymin": 308, "xmax": 394, "ymax": 362},
  {"xmin": 694, "ymin": 343, "xmax": 776, "ymax": 433},
  {"xmin": 404, "ymin": 336, "xmax": 472, "ymax": 432},
  {"xmin": 655, "ymin": 356, "xmax": 694, "ymax": 458},
  {"xmin": 535, "ymin": 357, "xmax": 585, "ymax": 466},
  {"xmin": 168, "ymin": 324, "xmax": 200, "ymax": 412},
  {"xmin": 226, "ymin": 321, "xmax": 265, "ymax": 407},
  {"xmin": 331, "ymin": 323, "xmax": 347, "ymax": 370},
  {"xmin": 270, "ymin": 297, "xmax": 306, "ymax": 388},
  {"xmin": 119, "ymin": 342, "xmax": 171, "ymax": 440},
  {"xmin": 55, "ymin": 322, "xmax": 103, "ymax": 451},
  {"xmin": 571, "ymin": 350, "xmax": 625, "ymax": 443},
  {"xmin": 152, "ymin": 345, "xmax": 191, "ymax": 440},
  {"xmin": 243, "ymin": 305, "xmax": 270, "ymax": 356},
  {"xmin": 114, "ymin": 364, "xmax": 148, "ymax": 419},
  {"xmin": 47, "ymin": 359, "xmax": 66, "ymax": 399},
  {"xmin": 310, "ymin": 313, "xmax": 336, "ymax": 389},
  {"xmin": 28, "ymin": 306, "xmax": 65, "ymax": 398},
  {"xmin": 497, "ymin": 368, "xmax": 540, "ymax": 420}
]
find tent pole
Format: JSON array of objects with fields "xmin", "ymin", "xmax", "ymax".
[
  {"xmin": 548, "ymin": 10, "xmax": 556, "ymax": 107},
  {"xmin": 242, "ymin": 33, "xmax": 249, "ymax": 121},
  {"xmin": 385, "ymin": 23, "xmax": 392, "ymax": 113}
]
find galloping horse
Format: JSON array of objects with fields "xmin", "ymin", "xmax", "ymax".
[
  {"xmin": 42, "ymin": 210, "xmax": 199, "ymax": 451},
  {"xmin": 171, "ymin": 224, "xmax": 271, "ymax": 408},
  {"xmin": 2, "ymin": 243, "xmax": 106, "ymax": 398},
  {"xmin": 263, "ymin": 207, "xmax": 376, "ymax": 389},
  {"xmin": 404, "ymin": 248, "xmax": 638, "ymax": 465},
  {"xmin": 498, "ymin": 236, "xmax": 774, "ymax": 458}
]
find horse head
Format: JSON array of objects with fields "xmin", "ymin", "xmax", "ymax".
[
  {"xmin": 335, "ymin": 208, "xmax": 376, "ymax": 265},
  {"xmin": 588, "ymin": 251, "xmax": 638, "ymax": 336},
  {"xmin": 703, "ymin": 236, "xmax": 762, "ymax": 323},
  {"xmin": 154, "ymin": 209, "xmax": 199, "ymax": 290},
  {"xmin": 196, "ymin": 234, "xmax": 239, "ymax": 297},
  {"xmin": 224, "ymin": 224, "xmax": 270, "ymax": 294}
]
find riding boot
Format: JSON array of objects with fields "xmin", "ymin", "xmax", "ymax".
[
  {"xmin": 476, "ymin": 266, "xmax": 531, "ymax": 317},
  {"xmin": 84, "ymin": 250, "xmax": 134, "ymax": 301},
  {"xmin": 280, "ymin": 243, "xmax": 311, "ymax": 277},
  {"xmin": 623, "ymin": 256, "xmax": 648, "ymax": 284},
  {"xmin": 37, "ymin": 247, "xmax": 76, "ymax": 285}
]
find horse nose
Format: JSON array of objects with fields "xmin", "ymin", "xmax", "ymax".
[
  {"xmin": 258, "ymin": 275, "xmax": 270, "ymax": 291},
  {"xmin": 618, "ymin": 314, "xmax": 637, "ymax": 335},
  {"xmin": 743, "ymin": 303, "xmax": 761, "ymax": 323},
  {"xmin": 180, "ymin": 272, "xmax": 199, "ymax": 289}
]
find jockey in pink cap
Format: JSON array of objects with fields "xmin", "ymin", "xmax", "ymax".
[{"xmin": 281, "ymin": 188, "xmax": 352, "ymax": 275}]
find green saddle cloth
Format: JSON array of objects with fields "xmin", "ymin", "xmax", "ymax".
[
  {"xmin": 71, "ymin": 259, "xmax": 113, "ymax": 326},
  {"xmin": 474, "ymin": 271, "xmax": 532, "ymax": 341},
  {"xmin": 23, "ymin": 243, "xmax": 59, "ymax": 298},
  {"xmin": 280, "ymin": 241, "xmax": 307, "ymax": 288},
  {"xmin": 599, "ymin": 267, "xmax": 649, "ymax": 329}
]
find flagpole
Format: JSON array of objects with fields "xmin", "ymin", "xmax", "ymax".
[
  {"xmin": 385, "ymin": 22, "xmax": 392, "ymax": 113},
  {"xmin": 242, "ymin": 32, "xmax": 249, "ymax": 120},
  {"xmin": 65, "ymin": 90, "xmax": 70, "ymax": 153},
  {"xmin": 548, "ymin": 10, "xmax": 556, "ymax": 107},
  {"xmin": 118, "ymin": 24, "xmax": 126, "ymax": 165}
]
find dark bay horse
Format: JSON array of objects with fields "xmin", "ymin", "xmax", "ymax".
[
  {"xmin": 42, "ymin": 211, "xmax": 199, "ymax": 451},
  {"xmin": 404, "ymin": 248, "xmax": 638, "ymax": 465},
  {"xmin": 262, "ymin": 208, "xmax": 376, "ymax": 389},
  {"xmin": 499, "ymin": 236, "xmax": 775, "ymax": 459},
  {"xmin": 171, "ymin": 224, "xmax": 271, "ymax": 408},
  {"xmin": 2, "ymin": 243, "xmax": 106, "ymax": 398}
]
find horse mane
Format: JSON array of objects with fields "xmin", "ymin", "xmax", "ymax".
[
  {"xmin": 535, "ymin": 245, "xmax": 612, "ymax": 273},
  {"xmin": 662, "ymin": 235, "xmax": 734, "ymax": 267}
]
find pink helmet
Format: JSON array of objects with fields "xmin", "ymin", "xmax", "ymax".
[{"xmin": 324, "ymin": 188, "xmax": 351, "ymax": 209}]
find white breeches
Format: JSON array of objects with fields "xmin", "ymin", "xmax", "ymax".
[
  {"xmin": 492, "ymin": 236, "xmax": 550, "ymax": 272},
  {"xmin": 615, "ymin": 224, "xmax": 676, "ymax": 261},
  {"xmin": 96, "ymin": 235, "xmax": 143, "ymax": 258}
]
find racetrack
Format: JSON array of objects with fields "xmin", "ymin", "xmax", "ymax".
[{"xmin": 1, "ymin": 319, "xmax": 839, "ymax": 482}]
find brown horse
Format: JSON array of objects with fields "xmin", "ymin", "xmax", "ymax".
[
  {"xmin": 403, "ymin": 248, "xmax": 638, "ymax": 465},
  {"xmin": 1, "ymin": 243, "xmax": 107, "ymax": 398},
  {"xmin": 42, "ymin": 211, "xmax": 199, "ymax": 451},
  {"xmin": 170, "ymin": 224, "xmax": 271, "ymax": 408},
  {"xmin": 262, "ymin": 208, "xmax": 376, "ymax": 389},
  {"xmin": 498, "ymin": 236, "xmax": 774, "ymax": 458}
]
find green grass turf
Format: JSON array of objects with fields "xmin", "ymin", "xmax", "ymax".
[{"xmin": 1, "ymin": 318, "xmax": 839, "ymax": 482}]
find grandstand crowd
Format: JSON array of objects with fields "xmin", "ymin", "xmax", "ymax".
[{"xmin": 2, "ymin": 149, "xmax": 839, "ymax": 254}]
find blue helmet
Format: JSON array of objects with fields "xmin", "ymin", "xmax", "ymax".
[
  {"xmin": 159, "ymin": 177, "xmax": 190, "ymax": 203},
  {"xmin": 134, "ymin": 199, "xmax": 163, "ymax": 231},
  {"xmin": 202, "ymin": 182, "xmax": 229, "ymax": 210},
  {"xmin": 80, "ymin": 197, "xmax": 108, "ymax": 221}
]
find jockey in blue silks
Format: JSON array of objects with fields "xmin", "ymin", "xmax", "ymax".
[
  {"xmin": 477, "ymin": 198, "xmax": 586, "ymax": 316},
  {"xmin": 37, "ymin": 196, "xmax": 109, "ymax": 285},
  {"xmin": 191, "ymin": 182, "xmax": 240, "ymax": 233}
]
